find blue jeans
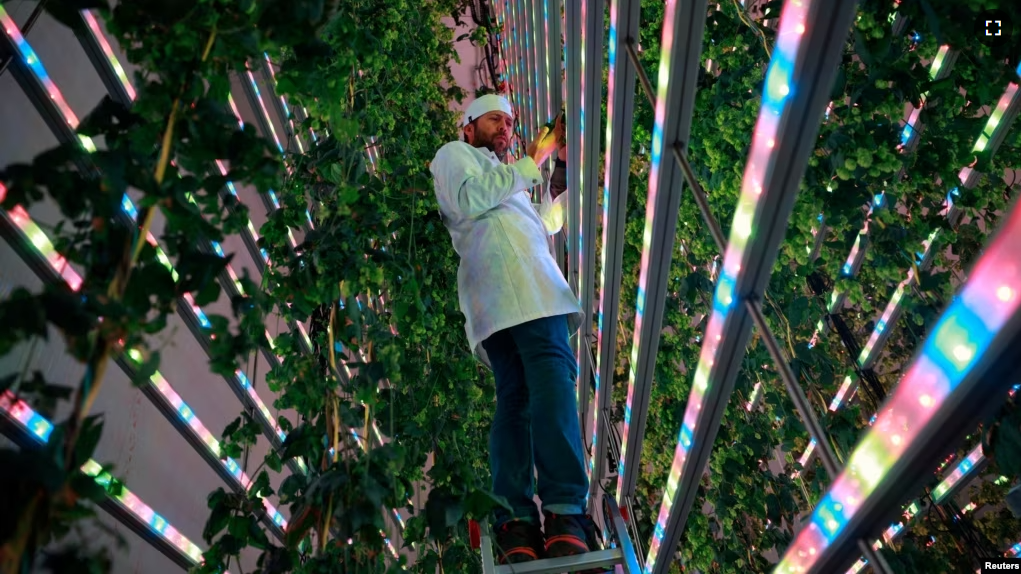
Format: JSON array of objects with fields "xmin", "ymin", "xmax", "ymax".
[{"xmin": 482, "ymin": 314, "xmax": 589, "ymax": 527}]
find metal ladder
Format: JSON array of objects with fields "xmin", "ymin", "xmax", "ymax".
[{"xmin": 476, "ymin": 495, "xmax": 643, "ymax": 574}]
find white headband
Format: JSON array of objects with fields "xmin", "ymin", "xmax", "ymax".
[{"xmin": 462, "ymin": 94, "xmax": 514, "ymax": 127}]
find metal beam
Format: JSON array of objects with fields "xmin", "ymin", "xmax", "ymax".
[
  {"xmin": 645, "ymin": 1, "xmax": 856, "ymax": 571},
  {"xmin": 589, "ymin": 0, "xmax": 641, "ymax": 510},
  {"xmin": 73, "ymin": 10, "xmax": 136, "ymax": 107},
  {"xmin": 574, "ymin": 0, "xmax": 604, "ymax": 504}
]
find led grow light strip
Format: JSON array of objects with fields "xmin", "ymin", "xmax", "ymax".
[
  {"xmin": 0, "ymin": 6, "xmax": 96, "ymax": 151},
  {"xmin": 514, "ymin": 0, "xmax": 532, "ymax": 141},
  {"xmin": 263, "ymin": 52, "xmax": 304, "ymax": 154},
  {"xmin": 822, "ymin": 75, "xmax": 1021, "ymax": 408},
  {"xmin": 0, "ymin": 6, "xmax": 77, "ymax": 126},
  {"xmin": 540, "ymin": 0, "xmax": 552, "ymax": 123},
  {"xmin": 843, "ymin": 76, "xmax": 1021, "ymax": 379},
  {"xmin": 809, "ymin": 44, "xmax": 956, "ymax": 348},
  {"xmin": 10, "ymin": 180, "xmax": 290, "ymax": 475},
  {"xmin": 80, "ymin": 10, "xmax": 136, "ymax": 101},
  {"xmin": 9, "ymin": 8, "xmax": 303, "ymax": 480},
  {"xmin": 69, "ymin": 23, "xmax": 270, "ymax": 288},
  {"xmin": 506, "ymin": 0, "xmax": 521, "ymax": 134},
  {"xmin": 519, "ymin": 0, "xmax": 537, "ymax": 139},
  {"xmin": 899, "ymin": 45, "xmax": 951, "ymax": 146},
  {"xmin": 574, "ymin": 0, "xmax": 599, "ymax": 424},
  {"xmin": 5, "ymin": 202, "xmax": 84, "ymax": 290},
  {"xmin": 776, "ymin": 198, "xmax": 1021, "ymax": 574},
  {"xmin": 498, "ymin": 0, "xmax": 523, "ymax": 134},
  {"xmin": 746, "ymin": 382, "xmax": 763, "ymax": 411},
  {"xmin": 857, "ymin": 278, "xmax": 909, "ymax": 367},
  {"xmin": 646, "ymin": 0, "xmax": 822, "ymax": 569},
  {"xmin": 245, "ymin": 66, "xmax": 284, "ymax": 154},
  {"xmin": 932, "ymin": 443, "xmax": 984, "ymax": 503},
  {"xmin": 593, "ymin": 0, "xmax": 621, "ymax": 483},
  {"xmin": 0, "ymin": 391, "xmax": 208, "ymax": 566},
  {"xmin": 829, "ymin": 375, "xmax": 856, "ymax": 411},
  {"xmin": 3, "ymin": 195, "xmax": 290, "ymax": 529},
  {"xmin": 971, "ymin": 81, "xmax": 1019, "ymax": 154}
]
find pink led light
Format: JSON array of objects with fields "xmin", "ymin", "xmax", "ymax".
[
  {"xmin": 647, "ymin": 0, "xmax": 816, "ymax": 568},
  {"xmin": 0, "ymin": 6, "xmax": 79, "ymax": 127},
  {"xmin": 81, "ymin": 11, "xmax": 136, "ymax": 100},
  {"xmin": 227, "ymin": 95, "xmax": 245, "ymax": 129}
]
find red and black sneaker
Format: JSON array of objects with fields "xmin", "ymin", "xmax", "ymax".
[
  {"xmin": 543, "ymin": 512, "xmax": 612, "ymax": 573},
  {"xmin": 494, "ymin": 519, "xmax": 545, "ymax": 565}
]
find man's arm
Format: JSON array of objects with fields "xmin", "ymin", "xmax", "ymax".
[
  {"xmin": 533, "ymin": 145, "xmax": 569, "ymax": 235},
  {"xmin": 431, "ymin": 142, "xmax": 542, "ymax": 222},
  {"xmin": 534, "ymin": 183, "xmax": 568, "ymax": 235},
  {"xmin": 550, "ymin": 156, "xmax": 567, "ymax": 201}
]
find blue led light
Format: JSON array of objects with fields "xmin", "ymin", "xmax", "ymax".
[
  {"xmin": 713, "ymin": 274, "xmax": 736, "ymax": 314},
  {"xmin": 874, "ymin": 194, "xmax": 884, "ymax": 207},
  {"xmin": 679, "ymin": 424, "xmax": 693, "ymax": 449},
  {"xmin": 179, "ymin": 404, "xmax": 194, "ymax": 421},
  {"xmin": 195, "ymin": 310, "xmax": 211, "ymax": 329},
  {"xmin": 238, "ymin": 371, "xmax": 251, "ymax": 388},
  {"xmin": 151, "ymin": 513, "xmax": 168, "ymax": 534},
  {"xmin": 211, "ymin": 242, "xmax": 225, "ymax": 257},
  {"xmin": 121, "ymin": 194, "xmax": 137, "ymax": 218},
  {"xmin": 812, "ymin": 493, "xmax": 850, "ymax": 538},
  {"xmin": 27, "ymin": 413, "xmax": 53, "ymax": 441},
  {"xmin": 842, "ymin": 263, "xmax": 852, "ymax": 275},
  {"xmin": 922, "ymin": 305, "xmax": 992, "ymax": 390},
  {"xmin": 901, "ymin": 125, "xmax": 913, "ymax": 146}
]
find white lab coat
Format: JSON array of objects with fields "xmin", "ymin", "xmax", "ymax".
[{"xmin": 430, "ymin": 141, "xmax": 583, "ymax": 369}]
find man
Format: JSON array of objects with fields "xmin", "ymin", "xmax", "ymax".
[{"xmin": 430, "ymin": 94, "xmax": 599, "ymax": 566}]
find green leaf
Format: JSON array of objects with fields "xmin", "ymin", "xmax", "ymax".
[
  {"xmin": 70, "ymin": 471, "xmax": 108, "ymax": 503},
  {"xmin": 247, "ymin": 515, "xmax": 271, "ymax": 550},
  {"xmin": 425, "ymin": 488, "xmax": 464, "ymax": 539},
  {"xmin": 222, "ymin": 416, "xmax": 242, "ymax": 441},
  {"xmin": 204, "ymin": 491, "xmax": 232, "ymax": 544},
  {"xmin": 249, "ymin": 470, "xmax": 274, "ymax": 499},
  {"xmin": 193, "ymin": 279, "xmax": 222, "ymax": 307}
]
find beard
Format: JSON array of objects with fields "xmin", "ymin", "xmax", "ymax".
[{"xmin": 474, "ymin": 132, "xmax": 509, "ymax": 157}]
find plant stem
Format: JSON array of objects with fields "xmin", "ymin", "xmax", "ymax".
[{"xmin": 0, "ymin": 491, "xmax": 43, "ymax": 574}]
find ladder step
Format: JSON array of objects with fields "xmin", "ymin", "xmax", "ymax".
[{"xmin": 495, "ymin": 548, "xmax": 623, "ymax": 574}]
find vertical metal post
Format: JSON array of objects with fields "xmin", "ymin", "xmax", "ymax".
[
  {"xmin": 578, "ymin": 0, "xmax": 605, "ymax": 518},
  {"xmin": 644, "ymin": 1, "xmax": 857, "ymax": 571},
  {"xmin": 588, "ymin": 0, "xmax": 641, "ymax": 512}
]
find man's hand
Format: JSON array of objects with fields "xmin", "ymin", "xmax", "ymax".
[{"xmin": 526, "ymin": 125, "xmax": 559, "ymax": 165}]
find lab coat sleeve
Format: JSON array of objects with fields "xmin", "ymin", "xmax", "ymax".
[
  {"xmin": 431, "ymin": 142, "xmax": 543, "ymax": 221},
  {"xmin": 533, "ymin": 183, "xmax": 568, "ymax": 235}
]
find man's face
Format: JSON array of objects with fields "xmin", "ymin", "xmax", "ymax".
[{"xmin": 466, "ymin": 111, "xmax": 513, "ymax": 156}]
